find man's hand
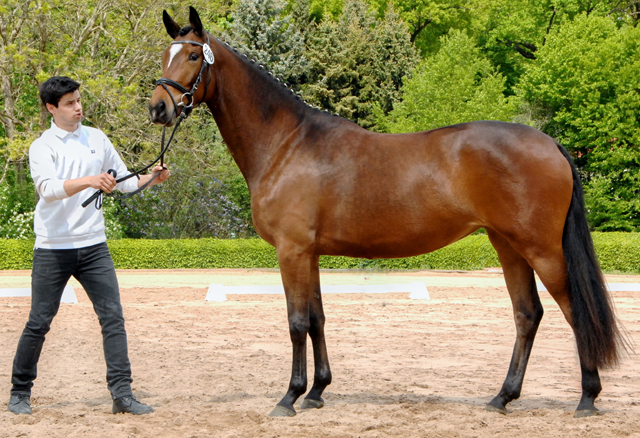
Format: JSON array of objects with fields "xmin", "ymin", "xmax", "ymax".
[
  {"xmin": 64, "ymin": 172, "xmax": 116, "ymax": 197},
  {"xmin": 138, "ymin": 165, "xmax": 171, "ymax": 188},
  {"xmin": 88, "ymin": 172, "xmax": 117, "ymax": 193},
  {"xmin": 153, "ymin": 165, "xmax": 171, "ymax": 183}
]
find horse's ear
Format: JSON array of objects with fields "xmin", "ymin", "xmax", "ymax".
[
  {"xmin": 163, "ymin": 10, "xmax": 181, "ymax": 39},
  {"xmin": 189, "ymin": 6, "xmax": 204, "ymax": 37}
]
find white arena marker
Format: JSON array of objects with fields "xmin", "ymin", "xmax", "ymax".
[
  {"xmin": 0, "ymin": 285, "xmax": 78, "ymax": 304},
  {"xmin": 206, "ymin": 282, "xmax": 429, "ymax": 302},
  {"xmin": 536, "ymin": 283, "xmax": 640, "ymax": 292}
]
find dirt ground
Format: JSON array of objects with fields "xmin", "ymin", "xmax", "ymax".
[{"xmin": 0, "ymin": 269, "xmax": 639, "ymax": 438}]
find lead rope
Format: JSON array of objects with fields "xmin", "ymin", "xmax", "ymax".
[{"xmin": 82, "ymin": 113, "xmax": 186, "ymax": 209}]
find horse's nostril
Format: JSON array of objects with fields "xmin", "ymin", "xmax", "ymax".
[{"xmin": 149, "ymin": 101, "xmax": 168, "ymax": 123}]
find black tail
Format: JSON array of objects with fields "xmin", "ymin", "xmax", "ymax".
[{"xmin": 557, "ymin": 143, "xmax": 626, "ymax": 370}]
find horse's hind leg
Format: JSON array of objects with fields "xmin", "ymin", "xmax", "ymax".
[
  {"xmin": 528, "ymin": 253, "xmax": 603, "ymax": 417},
  {"xmin": 485, "ymin": 229, "xmax": 544, "ymax": 414},
  {"xmin": 300, "ymin": 257, "xmax": 332, "ymax": 409}
]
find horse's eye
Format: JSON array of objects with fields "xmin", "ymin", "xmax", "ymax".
[{"xmin": 189, "ymin": 53, "xmax": 199, "ymax": 61}]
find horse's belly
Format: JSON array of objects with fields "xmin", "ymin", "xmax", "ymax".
[{"xmin": 315, "ymin": 211, "xmax": 478, "ymax": 259}]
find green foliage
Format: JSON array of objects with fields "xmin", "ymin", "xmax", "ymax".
[
  {"xmin": 115, "ymin": 172, "xmax": 250, "ymax": 239},
  {"xmin": 103, "ymin": 196, "xmax": 125, "ymax": 240},
  {"xmin": 0, "ymin": 236, "xmax": 494, "ymax": 270},
  {"xmin": 369, "ymin": 0, "xmax": 474, "ymax": 55},
  {"xmin": 308, "ymin": 0, "xmax": 344, "ymax": 20},
  {"xmin": 108, "ymin": 238, "xmax": 279, "ymax": 269},
  {"xmin": 0, "ymin": 161, "xmax": 35, "ymax": 239},
  {"xmin": 0, "ymin": 194, "xmax": 35, "ymax": 240},
  {"xmin": 592, "ymin": 232, "xmax": 640, "ymax": 273},
  {"xmin": 516, "ymin": 15, "xmax": 640, "ymax": 230},
  {"xmin": 382, "ymin": 29, "xmax": 514, "ymax": 133},
  {"xmin": 226, "ymin": 0, "xmax": 308, "ymax": 86},
  {"xmin": 473, "ymin": 0, "xmax": 636, "ymax": 95},
  {"xmin": 302, "ymin": 0, "xmax": 418, "ymax": 129},
  {"xmin": 0, "ymin": 239, "xmax": 33, "ymax": 269},
  {"xmin": 2, "ymin": 233, "xmax": 640, "ymax": 273}
]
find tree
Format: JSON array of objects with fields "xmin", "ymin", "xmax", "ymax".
[
  {"xmin": 382, "ymin": 29, "xmax": 513, "ymax": 133},
  {"xmin": 474, "ymin": 0, "xmax": 640, "ymax": 95},
  {"xmin": 0, "ymin": 0, "xmax": 256, "ymax": 238},
  {"xmin": 0, "ymin": 1, "xmax": 167, "ymax": 197},
  {"xmin": 517, "ymin": 15, "xmax": 640, "ymax": 230},
  {"xmin": 302, "ymin": 0, "xmax": 418, "ymax": 129},
  {"xmin": 307, "ymin": 0, "xmax": 345, "ymax": 21},
  {"xmin": 226, "ymin": 0, "xmax": 308, "ymax": 86},
  {"xmin": 368, "ymin": 0, "xmax": 473, "ymax": 55}
]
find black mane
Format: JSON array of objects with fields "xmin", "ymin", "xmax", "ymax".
[
  {"xmin": 176, "ymin": 27, "xmax": 339, "ymax": 118},
  {"xmin": 216, "ymin": 38, "xmax": 337, "ymax": 117}
]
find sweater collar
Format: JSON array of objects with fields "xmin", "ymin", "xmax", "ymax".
[{"xmin": 51, "ymin": 121, "xmax": 82, "ymax": 139}]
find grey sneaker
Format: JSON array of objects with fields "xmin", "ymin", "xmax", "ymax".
[
  {"xmin": 112, "ymin": 395, "xmax": 153, "ymax": 415},
  {"xmin": 8, "ymin": 394, "xmax": 31, "ymax": 415}
]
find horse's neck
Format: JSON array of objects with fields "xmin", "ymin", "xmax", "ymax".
[{"xmin": 206, "ymin": 53, "xmax": 303, "ymax": 190}]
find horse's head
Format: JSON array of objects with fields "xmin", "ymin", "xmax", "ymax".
[{"xmin": 149, "ymin": 7, "xmax": 215, "ymax": 126}]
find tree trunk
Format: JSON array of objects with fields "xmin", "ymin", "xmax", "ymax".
[{"xmin": 0, "ymin": 72, "xmax": 17, "ymax": 140}]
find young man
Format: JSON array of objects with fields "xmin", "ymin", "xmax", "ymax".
[{"xmin": 7, "ymin": 76, "xmax": 170, "ymax": 415}]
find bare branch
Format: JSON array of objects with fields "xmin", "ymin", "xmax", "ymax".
[
  {"xmin": 70, "ymin": 0, "xmax": 110, "ymax": 58},
  {"xmin": 0, "ymin": 158, "xmax": 11, "ymax": 186},
  {"xmin": 0, "ymin": 109, "xmax": 27, "ymax": 130},
  {"xmin": 497, "ymin": 38, "xmax": 537, "ymax": 59},
  {"xmin": 542, "ymin": 7, "xmax": 557, "ymax": 46}
]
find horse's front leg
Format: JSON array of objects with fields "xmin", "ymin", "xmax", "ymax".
[
  {"xmin": 269, "ymin": 246, "xmax": 319, "ymax": 417},
  {"xmin": 300, "ymin": 256, "xmax": 332, "ymax": 410}
]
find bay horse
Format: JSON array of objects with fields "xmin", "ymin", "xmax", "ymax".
[{"xmin": 149, "ymin": 7, "xmax": 625, "ymax": 418}]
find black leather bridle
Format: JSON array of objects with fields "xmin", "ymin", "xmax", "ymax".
[
  {"xmin": 155, "ymin": 33, "xmax": 213, "ymax": 119},
  {"xmin": 82, "ymin": 33, "xmax": 213, "ymax": 209}
]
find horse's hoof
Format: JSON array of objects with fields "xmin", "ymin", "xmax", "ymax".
[
  {"xmin": 269, "ymin": 405, "xmax": 296, "ymax": 417},
  {"xmin": 300, "ymin": 398, "xmax": 324, "ymax": 410},
  {"xmin": 485, "ymin": 403, "xmax": 508, "ymax": 415},
  {"xmin": 575, "ymin": 409, "xmax": 602, "ymax": 418}
]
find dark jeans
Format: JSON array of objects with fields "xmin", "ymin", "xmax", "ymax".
[{"xmin": 11, "ymin": 242, "xmax": 133, "ymax": 398}]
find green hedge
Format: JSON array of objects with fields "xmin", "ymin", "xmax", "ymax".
[
  {"xmin": 592, "ymin": 232, "xmax": 640, "ymax": 273},
  {"xmin": 0, "ymin": 239, "xmax": 34, "ymax": 270},
  {"xmin": 1, "ymin": 232, "xmax": 639, "ymax": 273}
]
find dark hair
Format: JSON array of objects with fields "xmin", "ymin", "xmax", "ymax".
[{"xmin": 39, "ymin": 76, "xmax": 81, "ymax": 107}]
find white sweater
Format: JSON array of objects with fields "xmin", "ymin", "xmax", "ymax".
[{"xmin": 29, "ymin": 122, "xmax": 139, "ymax": 249}]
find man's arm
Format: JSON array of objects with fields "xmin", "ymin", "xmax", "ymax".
[{"xmin": 64, "ymin": 165, "xmax": 171, "ymax": 197}]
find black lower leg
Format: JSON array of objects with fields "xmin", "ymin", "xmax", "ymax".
[
  {"xmin": 575, "ymin": 364, "xmax": 602, "ymax": 417},
  {"xmin": 487, "ymin": 298, "xmax": 542, "ymax": 413},
  {"xmin": 303, "ymin": 306, "xmax": 331, "ymax": 407}
]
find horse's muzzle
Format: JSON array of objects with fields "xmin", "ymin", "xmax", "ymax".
[{"xmin": 149, "ymin": 100, "xmax": 175, "ymax": 126}]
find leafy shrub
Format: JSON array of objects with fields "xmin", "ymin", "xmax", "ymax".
[
  {"xmin": 592, "ymin": 232, "xmax": 640, "ymax": 273},
  {"xmin": 0, "ymin": 171, "xmax": 36, "ymax": 240},
  {"xmin": 2, "ymin": 233, "xmax": 640, "ymax": 273},
  {"xmin": 0, "ymin": 239, "xmax": 33, "ymax": 269},
  {"xmin": 516, "ymin": 15, "xmax": 640, "ymax": 230}
]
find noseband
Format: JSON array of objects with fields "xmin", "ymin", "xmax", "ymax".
[{"xmin": 155, "ymin": 33, "xmax": 214, "ymax": 118}]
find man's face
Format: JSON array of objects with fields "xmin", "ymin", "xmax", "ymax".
[{"xmin": 46, "ymin": 89, "xmax": 83, "ymax": 129}]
